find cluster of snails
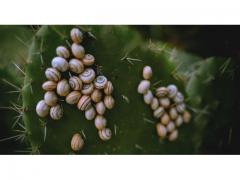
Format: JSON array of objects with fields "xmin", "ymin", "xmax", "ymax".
[
  {"xmin": 137, "ymin": 66, "xmax": 191, "ymax": 141},
  {"xmin": 35, "ymin": 27, "xmax": 115, "ymax": 152}
]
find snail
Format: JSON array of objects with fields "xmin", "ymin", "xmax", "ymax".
[
  {"xmin": 91, "ymin": 89, "xmax": 102, "ymax": 103},
  {"xmin": 36, "ymin": 100, "xmax": 50, "ymax": 117},
  {"xmin": 176, "ymin": 103, "xmax": 186, "ymax": 113},
  {"xmin": 94, "ymin": 75, "xmax": 108, "ymax": 89},
  {"xmin": 50, "ymin": 104, "xmax": 63, "ymax": 120},
  {"xmin": 159, "ymin": 97, "xmax": 170, "ymax": 108},
  {"xmin": 137, "ymin": 80, "xmax": 150, "ymax": 94},
  {"xmin": 69, "ymin": 76, "xmax": 82, "ymax": 91},
  {"xmin": 95, "ymin": 101, "xmax": 106, "ymax": 115},
  {"xmin": 42, "ymin": 81, "xmax": 57, "ymax": 91},
  {"xmin": 98, "ymin": 128, "xmax": 112, "ymax": 141},
  {"xmin": 44, "ymin": 91, "xmax": 58, "ymax": 106},
  {"xmin": 81, "ymin": 83, "xmax": 94, "ymax": 95},
  {"xmin": 173, "ymin": 92, "xmax": 184, "ymax": 103},
  {"xmin": 94, "ymin": 115, "xmax": 107, "ymax": 130},
  {"xmin": 57, "ymin": 79, "xmax": 71, "ymax": 97},
  {"xmin": 156, "ymin": 123, "xmax": 167, "ymax": 138},
  {"xmin": 143, "ymin": 90, "xmax": 153, "ymax": 105},
  {"xmin": 175, "ymin": 115, "xmax": 183, "ymax": 127},
  {"xmin": 104, "ymin": 95, "xmax": 115, "ymax": 109},
  {"xmin": 56, "ymin": 46, "xmax": 70, "ymax": 59},
  {"xmin": 65, "ymin": 91, "xmax": 82, "ymax": 104},
  {"xmin": 45, "ymin": 68, "xmax": 61, "ymax": 82},
  {"xmin": 85, "ymin": 106, "xmax": 96, "ymax": 120},
  {"xmin": 70, "ymin": 28, "xmax": 83, "ymax": 44},
  {"xmin": 168, "ymin": 129, "xmax": 178, "ymax": 141},
  {"xmin": 169, "ymin": 107, "xmax": 178, "ymax": 120},
  {"xmin": 71, "ymin": 43, "xmax": 85, "ymax": 59},
  {"xmin": 51, "ymin": 57, "xmax": 69, "ymax": 72},
  {"xmin": 79, "ymin": 68, "xmax": 96, "ymax": 83},
  {"xmin": 103, "ymin": 81, "xmax": 113, "ymax": 95},
  {"xmin": 167, "ymin": 84, "xmax": 178, "ymax": 98},
  {"xmin": 69, "ymin": 59, "xmax": 84, "ymax": 74},
  {"xmin": 166, "ymin": 121, "xmax": 175, "ymax": 133},
  {"xmin": 150, "ymin": 97, "xmax": 159, "ymax": 110},
  {"xmin": 143, "ymin": 66, "xmax": 152, "ymax": 80},
  {"xmin": 153, "ymin": 107, "xmax": 165, "ymax": 118},
  {"xmin": 156, "ymin": 87, "xmax": 168, "ymax": 97},
  {"xmin": 183, "ymin": 111, "xmax": 191, "ymax": 123},
  {"xmin": 77, "ymin": 95, "xmax": 91, "ymax": 111},
  {"xmin": 71, "ymin": 133, "xmax": 84, "ymax": 152},
  {"xmin": 82, "ymin": 54, "xmax": 95, "ymax": 66},
  {"xmin": 160, "ymin": 113, "xmax": 170, "ymax": 125}
]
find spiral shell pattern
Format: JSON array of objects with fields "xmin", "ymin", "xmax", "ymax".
[
  {"xmin": 45, "ymin": 68, "xmax": 61, "ymax": 82},
  {"xmin": 94, "ymin": 75, "xmax": 107, "ymax": 89},
  {"xmin": 50, "ymin": 104, "xmax": 63, "ymax": 120},
  {"xmin": 79, "ymin": 68, "xmax": 96, "ymax": 83},
  {"xmin": 77, "ymin": 95, "xmax": 91, "ymax": 111},
  {"xmin": 69, "ymin": 76, "xmax": 82, "ymax": 91},
  {"xmin": 98, "ymin": 128, "xmax": 112, "ymax": 141}
]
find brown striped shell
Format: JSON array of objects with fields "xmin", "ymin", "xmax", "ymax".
[
  {"xmin": 50, "ymin": 104, "xmax": 63, "ymax": 120},
  {"xmin": 65, "ymin": 91, "xmax": 82, "ymax": 104},
  {"xmin": 82, "ymin": 54, "xmax": 95, "ymax": 66},
  {"xmin": 98, "ymin": 128, "xmax": 112, "ymax": 141},
  {"xmin": 45, "ymin": 68, "xmax": 61, "ymax": 82},
  {"xmin": 69, "ymin": 76, "xmax": 83, "ymax": 90},
  {"xmin": 103, "ymin": 81, "xmax": 113, "ymax": 95},
  {"xmin": 94, "ymin": 75, "xmax": 108, "ymax": 89},
  {"xmin": 77, "ymin": 95, "xmax": 91, "ymax": 111}
]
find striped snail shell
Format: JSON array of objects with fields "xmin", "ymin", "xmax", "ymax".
[
  {"xmin": 79, "ymin": 68, "xmax": 96, "ymax": 83},
  {"xmin": 81, "ymin": 83, "xmax": 94, "ymax": 95},
  {"xmin": 175, "ymin": 115, "xmax": 183, "ymax": 127},
  {"xmin": 173, "ymin": 92, "xmax": 184, "ymax": 103},
  {"xmin": 169, "ymin": 107, "xmax": 178, "ymax": 120},
  {"xmin": 159, "ymin": 97, "xmax": 171, "ymax": 108},
  {"xmin": 166, "ymin": 121, "xmax": 175, "ymax": 133},
  {"xmin": 104, "ymin": 95, "xmax": 115, "ymax": 109},
  {"xmin": 69, "ymin": 76, "xmax": 82, "ymax": 90},
  {"xmin": 143, "ymin": 66, "xmax": 152, "ymax": 80},
  {"xmin": 50, "ymin": 104, "xmax": 63, "ymax": 120},
  {"xmin": 156, "ymin": 123, "xmax": 167, "ymax": 138},
  {"xmin": 168, "ymin": 129, "xmax": 178, "ymax": 141},
  {"xmin": 82, "ymin": 54, "xmax": 95, "ymax": 66},
  {"xmin": 156, "ymin": 87, "xmax": 168, "ymax": 97},
  {"xmin": 150, "ymin": 97, "xmax": 159, "ymax": 110},
  {"xmin": 44, "ymin": 91, "xmax": 58, "ymax": 106},
  {"xmin": 176, "ymin": 103, "xmax": 186, "ymax": 113},
  {"xmin": 56, "ymin": 46, "xmax": 70, "ymax": 59},
  {"xmin": 71, "ymin": 43, "xmax": 85, "ymax": 59},
  {"xmin": 94, "ymin": 75, "xmax": 108, "ymax": 89},
  {"xmin": 45, "ymin": 68, "xmax": 61, "ymax": 82},
  {"xmin": 65, "ymin": 91, "xmax": 82, "ymax": 104},
  {"xmin": 69, "ymin": 59, "xmax": 84, "ymax": 74},
  {"xmin": 42, "ymin": 81, "xmax": 57, "ymax": 91},
  {"xmin": 91, "ymin": 89, "xmax": 102, "ymax": 103},
  {"xmin": 94, "ymin": 115, "xmax": 107, "ymax": 130},
  {"xmin": 70, "ymin": 28, "xmax": 83, "ymax": 44},
  {"xmin": 71, "ymin": 133, "xmax": 84, "ymax": 152},
  {"xmin": 95, "ymin": 101, "xmax": 106, "ymax": 115},
  {"xmin": 85, "ymin": 106, "xmax": 96, "ymax": 121},
  {"xmin": 36, "ymin": 100, "xmax": 50, "ymax": 117},
  {"xmin": 167, "ymin": 84, "xmax": 178, "ymax": 98},
  {"xmin": 98, "ymin": 128, "xmax": 112, "ymax": 141},
  {"xmin": 160, "ymin": 113, "xmax": 170, "ymax": 125},
  {"xmin": 143, "ymin": 90, "xmax": 153, "ymax": 105},
  {"xmin": 183, "ymin": 111, "xmax": 191, "ymax": 123},
  {"xmin": 77, "ymin": 95, "xmax": 91, "ymax": 111},
  {"xmin": 137, "ymin": 80, "xmax": 150, "ymax": 94},
  {"xmin": 51, "ymin": 57, "xmax": 69, "ymax": 72},
  {"xmin": 57, "ymin": 79, "xmax": 70, "ymax": 97},
  {"xmin": 104, "ymin": 81, "xmax": 113, "ymax": 95},
  {"xmin": 153, "ymin": 107, "xmax": 165, "ymax": 119}
]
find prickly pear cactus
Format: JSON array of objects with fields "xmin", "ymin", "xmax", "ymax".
[{"xmin": 22, "ymin": 25, "xmax": 234, "ymax": 154}]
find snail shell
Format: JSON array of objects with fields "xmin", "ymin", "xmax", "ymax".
[
  {"xmin": 176, "ymin": 103, "xmax": 186, "ymax": 113},
  {"xmin": 36, "ymin": 100, "xmax": 50, "ymax": 117},
  {"xmin": 94, "ymin": 115, "xmax": 107, "ymax": 130},
  {"xmin": 91, "ymin": 89, "xmax": 102, "ymax": 103},
  {"xmin": 57, "ymin": 79, "xmax": 70, "ymax": 97},
  {"xmin": 169, "ymin": 107, "xmax": 178, "ymax": 120},
  {"xmin": 143, "ymin": 66, "xmax": 152, "ymax": 80},
  {"xmin": 168, "ymin": 129, "xmax": 178, "ymax": 141},
  {"xmin": 167, "ymin": 84, "xmax": 178, "ymax": 98},
  {"xmin": 71, "ymin": 43, "xmax": 85, "ymax": 59},
  {"xmin": 69, "ymin": 59, "xmax": 84, "ymax": 74},
  {"xmin": 159, "ymin": 97, "xmax": 171, "ymax": 108},
  {"xmin": 82, "ymin": 54, "xmax": 95, "ymax": 66},
  {"xmin": 69, "ymin": 76, "xmax": 82, "ymax": 90},
  {"xmin": 173, "ymin": 92, "xmax": 184, "ymax": 103},
  {"xmin": 44, "ymin": 91, "xmax": 58, "ymax": 106},
  {"xmin": 77, "ymin": 95, "xmax": 91, "ymax": 111},
  {"xmin": 98, "ymin": 128, "xmax": 112, "ymax": 141},
  {"xmin": 153, "ymin": 107, "xmax": 165, "ymax": 118},
  {"xmin": 183, "ymin": 111, "xmax": 191, "ymax": 123},
  {"xmin": 104, "ymin": 81, "xmax": 113, "ymax": 95},
  {"xmin": 156, "ymin": 87, "xmax": 168, "ymax": 97},
  {"xmin": 166, "ymin": 121, "xmax": 175, "ymax": 133},
  {"xmin": 156, "ymin": 123, "xmax": 167, "ymax": 138},
  {"xmin": 70, "ymin": 28, "xmax": 83, "ymax": 44},
  {"xmin": 160, "ymin": 113, "xmax": 170, "ymax": 125},
  {"xmin": 71, "ymin": 133, "xmax": 84, "ymax": 152},
  {"xmin": 85, "ymin": 106, "xmax": 96, "ymax": 120},
  {"xmin": 137, "ymin": 80, "xmax": 150, "ymax": 94},
  {"xmin": 143, "ymin": 90, "xmax": 153, "ymax": 105},
  {"xmin": 51, "ymin": 57, "xmax": 69, "ymax": 72},
  {"xmin": 66, "ymin": 91, "xmax": 81, "ymax": 104},
  {"xmin": 95, "ymin": 101, "xmax": 106, "ymax": 115},
  {"xmin": 50, "ymin": 104, "xmax": 63, "ymax": 120},
  {"xmin": 175, "ymin": 115, "xmax": 183, "ymax": 127},
  {"xmin": 81, "ymin": 83, "xmax": 94, "ymax": 95},
  {"xmin": 79, "ymin": 68, "xmax": 96, "ymax": 83},
  {"xmin": 94, "ymin": 75, "xmax": 108, "ymax": 89},
  {"xmin": 150, "ymin": 97, "xmax": 159, "ymax": 110},
  {"xmin": 45, "ymin": 68, "xmax": 61, "ymax": 82},
  {"xmin": 56, "ymin": 46, "xmax": 70, "ymax": 59},
  {"xmin": 104, "ymin": 95, "xmax": 115, "ymax": 109},
  {"xmin": 42, "ymin": 81, "xmax": 57, "ymax": 91}
]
